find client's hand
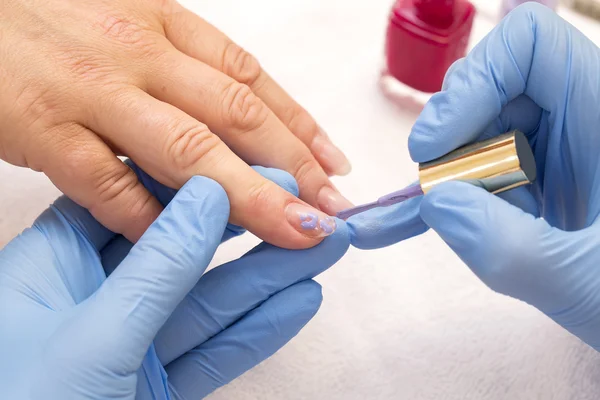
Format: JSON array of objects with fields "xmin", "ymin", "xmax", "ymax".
[
  {"xmin": 0, "ymin": 165, "xmax": 349, "ymax": 399},
  {"xmin": 0, "ymin": 0, "xmax": 351, "ymax": 249}
]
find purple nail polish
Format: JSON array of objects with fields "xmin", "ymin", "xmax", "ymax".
[
  {"xmin": 300, "ymin": 213, "xmax": 318, "ymax": 229},
  {"xmin": 336, "ymin": 184, "xmax": 424, "ymax": 220},
  {"xmin": 286, "ymin": 204, "xmax": 337, "ymax": 238}
]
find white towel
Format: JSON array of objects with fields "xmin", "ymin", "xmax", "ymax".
[{"xmin": 2, "ymin": 1, "xmax": 600, "ymax": 398}]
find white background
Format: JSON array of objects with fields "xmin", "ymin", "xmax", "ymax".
[{"xmin": 2, "ymin": 1, "xmax": 600, "ymax": 399}]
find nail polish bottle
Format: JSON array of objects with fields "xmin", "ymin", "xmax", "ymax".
[
  {"xmin": 380, "ymin": 0, "xmax": 476, "ymax": 110},
  {"xmin": 564, "ymin": 0, "xmax": 600, "ymax": 19},
  {"xmin": 501, "ymin": 0, "xmax": 558, "ymax": 17}
]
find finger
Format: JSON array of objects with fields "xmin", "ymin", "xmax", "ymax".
[
  {"xmin": 478, "ymin": 94, "xmax": 542, "ymax": 140},
  {"xmin": 162, "ymin": 3, "xmax": 351, "ymax": 176},
  {"xmin": 166, "ymin": 280, "xmax": 323, "ymax": 399},
  {"xmin": 84, "ymin": 88, "xmax": 336, "ymax": 249},
  {"xmin": 495, "ymin": 186, "xmax": 540, "ymax": 218},
  {"xmin": 346, "ymin": 191, "xmax": 429, "ymax": 250},
  {"xmin": 420, "ymin": 181, "xmax": 600, "ymax": 348},
  {"xmin": 126, "ymin": 162, "xmax": 301, "ymax": 242},
  {"xmin": 154, "ymin": 224, "xmax": 348, "ymax": 365},
  {"xmin": 477, "ymin": 94, "xmax": 542, "ymax": 216},
  {"xmin": 39, "ymin": 123, "xmax": 162, "ymax": 243},
  {"xmin": 99, "ymin": 165, "xmax": 302, "ymax": 275},
  {"xmin": 145, "ymin": 47, "xmax": 352, "ymax": 215},
  {"xmin": 83, "ymin": 176, "xmax": 229, "ymax": 371},
  {"xmin": 408, "ymin": 3, "xmax": 582, "ymax": 162}
]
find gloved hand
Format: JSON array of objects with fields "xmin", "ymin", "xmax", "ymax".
[
  {"xmin": 408, "ymin": 3, "xmax": 600, "ymax": 350},
  {"xmin": 0, "ymin": 164, "xmax": 349, "ymax": 399}
]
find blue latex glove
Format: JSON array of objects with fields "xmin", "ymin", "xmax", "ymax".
[
  {"xmin": 346, "ymin": 190, "xmax": 428, "ymax": 250},
  {"xmin": 0, "ymin": 164, "xmax": 349, "ymax": 399},
  {"xmin": 408, "ymin": 3, "xmax": 600, "ymax": 350}
]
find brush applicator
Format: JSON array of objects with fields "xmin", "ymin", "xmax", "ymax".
[{"xmin": 337, "ymin": 130, "xmax": 536, "ymax": 220}]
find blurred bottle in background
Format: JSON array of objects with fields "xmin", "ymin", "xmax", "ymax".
[
  {"xmin": 564, "ymin": 0, "xmax": 600, "ymax": 20},
  {"xmin": 380, "ymin": 0, "xmax": 475, "ymax": 111}
]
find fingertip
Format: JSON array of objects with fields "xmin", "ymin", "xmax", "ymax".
[
  {"xmin": 178, "ymin": 176, "xmax": 230, "ymax": 227},
  {"xmin": 419, "ymin": 181, "xmax": 485, "ymax": 230},
  {"xmin": 441, "ymin": 58, "xmax": 465, "ymax": 91},
  {"xmin": 348, "ymin": 196, "xmax": 428, "ymax": 250},
  {"xmin": 126, "ymin": 159, "xmax": 178, "ymax": 206},
  {"xmin": 409, "ymin": 91, "xmax": 477, "ymax": 163},
  {"xmin": 292, "ymin": 280, "xmax": 324, "ymax": 317},
  {"xmin": 407, "ymin": 126, "xmax": 435, "ymax": 163},
  {"xmin": 319, "ymin": 218, "xmax": 351, "ymax": 255},
  {"xmin": 420, "ymin": 180, "xmax": 475, "ymax": 204},
  {"xmin": 274, "ymin": 281, "xmax": 323, "ymax": 324},
  {"xmin": 508, "ymin": 1, "xmax": 552, "ymax": 19}
]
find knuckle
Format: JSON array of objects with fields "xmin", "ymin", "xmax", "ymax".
[
  {"xmin": 99, "ymin": 14, "xmax": 150, "ymax": 46},
  {"xmin": 154, "ymin": 0, "xmax": 177, "ymax": 17},
  {"xmin": 90, "ymin": 162, "xmax": 138, "ymax": 206},
  {"xmin": 291, "ymin": 153, "xmax": 321, "ymax": 188},
  {"xmin": 222, "ymin": 82, "xmax": 269, "ymax": 131},
  {"xmin": 55, "ymin": 48, "xmax": 126, "ymax": 84},
  {"xmin": 104, "ymin": 86, "xmax": 148, "ymax": 113},
  {"xmin": 298, "ymin": 281, "xmax": 323, "ymax": 311},
  {"xmin": 60, "ymin": 52, "xmax": 102, "ymax": 79},
  {"xmin": 222, "ymin": 42, "xmax": 262, "ymax": 86},
  {"xmin": 12, "ymin": 83, "xmax": 64, "ymax": 130},
  {"xmin": 101, "ymin": 85, "xmax": 140, "ymax": 112},
  {"xmin": 92, "ymin": 12, "xmax": 165, "ymax": 69},
  {"xmin": 44, "ymin": 123, "xmax": 90, "ymax": 168},
  {"xmin": 167, "ymin": 123, "xmax": 224, "ymax": 173},
  {"xmin": 284, "ymin": 105, "xmax": 319, "ymax": 139},
  {"xmin": 244, "ymin": 180, "xmax": 276, "ymax": 217}
]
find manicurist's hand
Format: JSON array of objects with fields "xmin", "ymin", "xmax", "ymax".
[
  {"xmin": 409, "ymin": 4, "xmax": 600, "ymax": 351},
  {"xmin": 0, "ymin": 165, "xmax": 350, "ymax": 399},
  {"xmin": 0, "ymin": 0, "xmax": 351, "ymax": 249}
]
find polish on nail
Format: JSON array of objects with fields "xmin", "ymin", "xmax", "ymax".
[{"xmin": 285, "ymin": 203, "xmax": 337, "ymax": 238}]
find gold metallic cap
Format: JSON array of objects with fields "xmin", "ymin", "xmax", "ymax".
[{"xmin": 418, "ymin": 130, "xmax": 536, "ymax": 194}]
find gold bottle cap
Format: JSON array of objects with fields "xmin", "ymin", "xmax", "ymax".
[{"xmin": 418, "ymin": 130, "xmax": 536, "ymax": 194}]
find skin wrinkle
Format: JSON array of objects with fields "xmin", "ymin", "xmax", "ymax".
[{"xmin": 0, "ymin": 0, "xmax": 348, "ymax": 248}]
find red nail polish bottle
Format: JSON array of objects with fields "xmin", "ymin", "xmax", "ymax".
[{"xmin": 380, "ymin": 0, "xmax": 475, "ymax": 109}]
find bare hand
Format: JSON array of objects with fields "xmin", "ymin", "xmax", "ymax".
[{"xmin": 0, "ymin": 0, "xmax": 352, "ymax": 248}]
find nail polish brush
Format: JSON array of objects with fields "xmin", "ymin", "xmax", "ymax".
[{"xmin": 337, "ymin": 130, "xmax": 537, "ymax": 220}]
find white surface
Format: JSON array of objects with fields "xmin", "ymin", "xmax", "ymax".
[{"xmin": 2, "ymin": 1, "xmax": 600, "ymax": 399}]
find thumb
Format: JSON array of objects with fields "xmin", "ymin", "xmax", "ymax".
[
  {"xmin": 420, "ymin": 182, "xmax": 600, "ymax": 340},
  {"xmin": 84, "ymin": 176, "xmax": 229, "ymax": 370}
]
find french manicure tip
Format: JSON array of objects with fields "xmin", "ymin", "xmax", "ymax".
[{"xmin": 334, "ymin": 161, "xmax": 352, "ymax": 176}]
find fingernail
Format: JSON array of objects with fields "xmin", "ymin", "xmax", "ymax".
[
  {"xmin": 317, "ymin": 186, "xmax": 354, "ymax": 215},
  {"xmin": 311, "ymin": 129, "xmax": 352, "ymax": 176},
  {"xmin": 285, "ymin": 203, "xmax": 337, "ymax": 238}
]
